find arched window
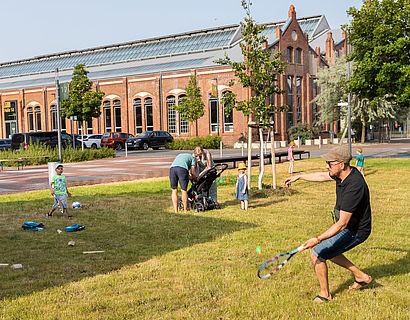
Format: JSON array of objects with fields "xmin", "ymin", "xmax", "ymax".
[
  {"xmin": 178, "ymin": 95, "xmax": 189, "ymax": 134},
  {"xmin": 27, "ymin": 107, "xmax": 34, "ymax": 131},
  {"xmin": 222, "ymin": 91, "xmax": 233, "ymax": 132},
  {"xmin": 103, "ymin": 101, "xmax": 111, "ymax": 132},
  {"xmin": 51, "ymin": 105, "xmax": 58, "ymax": 131},
  {"xmin": 296, "ymin": 48, "xmax": 302, "ymax": 64},
  {"xmin": 145, "ymin": 97, "xmax": 153, "ymax": 131},
  {"xmin": 167, "ymin": 96, "xmax": 176, "ymax": 134},
  {"xmin": 133, "ymin": 98, "xmax": 143, "ymax": 134},
  {"xmin": 86, "ymin": 118, "xmax": 93, "ymax": 134},
  {"xmin": 34, "ymin": 107, "xmax": 42, "ymax": 131},
  {"xmin": 287, "ymin": 47, "xmax": 293, "ymax": 63},
  {"xmin": 209, "ymin": 94, "xmax": 218, "ymax": 133},
  {"xmin": 296, "ymin": 77, "xmax": 302, "ymax": 123},
  {"xmin": 287, "ymin": 76, "xmax": 294, "ymax": 128},
  {"xmin": 113, "ymin": 100, "xmax": 121, "ymax": 132}
]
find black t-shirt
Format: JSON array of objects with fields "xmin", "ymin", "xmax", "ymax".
[{"xmin": 331, "ymin": 167, "xmax": 371, "ymax": 238}]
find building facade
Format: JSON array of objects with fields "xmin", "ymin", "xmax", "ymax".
[{"xmin": 0, "ymin": 6, "xmax": 346, "ymax": 144}]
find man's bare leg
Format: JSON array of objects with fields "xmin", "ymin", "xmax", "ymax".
[
  {"xmin": 171, "ymin": 188, "xmax": 178, "ymax": 213},
  {"xmin": 330, "ymin": 254, "xmax": 372, "ymax": 289},
  {"xmin": 181, "ymin": 189, "xmax": 188, "ymax": 213},
  {"xmin": 310, "ymin": 251, "xmax": 332, "ymax": 301}
]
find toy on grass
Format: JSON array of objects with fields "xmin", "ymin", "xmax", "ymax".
[
  {"xmin": 256, "ymin": 246, "xmax": 262, "ymax": 256},
  {"xmin": 72, "ymin": 201, "xmax": 81, "ymax": 209}
]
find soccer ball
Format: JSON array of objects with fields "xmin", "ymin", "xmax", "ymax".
[{"xmin": 72, "ymin": 201, "xmax": 81, "ymax": 209}]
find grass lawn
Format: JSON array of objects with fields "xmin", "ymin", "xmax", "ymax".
[{"xmin": 0, "ymin": 158, "xmax": 409, "ymax": 319}]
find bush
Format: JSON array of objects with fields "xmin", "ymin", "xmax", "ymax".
[
  {"xmin": 288, "ymin": 123, "xmax": 318, "ymax": 143},
  {"xmin": 169, "ymin": 135, "xmax": 221, "ymax": 150},
  {"xmin": 0, "ymin": 143, "xmax": 115, "ymax": 167}
]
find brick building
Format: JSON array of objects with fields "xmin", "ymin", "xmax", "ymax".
[{"xmin": 0, "ymin": 6, "xmax": 346, "ymax": 144}]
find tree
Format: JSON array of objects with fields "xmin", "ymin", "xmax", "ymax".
[
  {"xmin": 172, "ymin": 75, "xmax": 205, "ymax": 136},
  {"xmin": 61, "ymin": 64, "xmax": 105, "ymax": 149},
  {"xmin": 346, "ymin": 0, "xmax": 410, "ymax": 112},
  {"xmin": 216, "ymin": 0, "xmax": 286, "ymax": 189},
  {"xmin": 313, "ymin": 55, "xmax": 348, "ymax": 126}
]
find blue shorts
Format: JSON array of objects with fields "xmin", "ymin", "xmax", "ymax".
[
  {"xmin": 169, "ymin": 166, "xmax": 189, "ymax": 191},
  {"xmin": 312, "ymin": 229, "xmax": 368, "ymax": 262}
]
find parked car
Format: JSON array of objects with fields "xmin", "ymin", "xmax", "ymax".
[
  {"xmin": 100, "ymin": 132, "xmax": 134, "ymax": 150},
  {"xmin": 126, "ymin": 130, "xmax": 174, "ymax": 150},
  {"xmin": 75, "ymin": 134, "xmax": 103, "ymax": 149},
  {"xmin": 11, "ymin": 132, "xmax": 80, "ymax": 150},
  {"xmin": 0, "ymin": 138, "xmax": 11, "ymax": 150}
]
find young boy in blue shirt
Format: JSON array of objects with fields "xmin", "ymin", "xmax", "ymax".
[{"xmin": 47, "ymin": 163, "xmax": 72, "ymax": 218}]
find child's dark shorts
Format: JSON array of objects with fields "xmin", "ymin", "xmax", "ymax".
[
  {"xmin": 312, "ymin": 229, "xmax": 368, "ymax": 262},
  {"xmin": 169, "ymin": 166, "xmax": 190, "ymax": 191}
]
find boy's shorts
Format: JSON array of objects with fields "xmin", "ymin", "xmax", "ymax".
[
  {"xmin": 312, "ymin": 229, "xmax": 368, "ymax": 262},
  {"xmin": 169, "ymin": 166, "xmax": 189, "ymax": 191},
  {"xmin": 53, "ymin": 194, "xmax": 68, "ymax": 209}
]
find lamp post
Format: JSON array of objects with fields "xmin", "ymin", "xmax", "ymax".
[{"xmin": 55, "ymin": 69, "xmax": 63, "ymax": 162}]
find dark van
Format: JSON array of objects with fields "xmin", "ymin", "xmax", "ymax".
[{"xmin": 11, "ymin": 132, "xmax": 80, "ymax": 150}]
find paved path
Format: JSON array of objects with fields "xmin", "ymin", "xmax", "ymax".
[{"xmin": 0, "ymin": 139, "xmax": 409, "ymax": 195}]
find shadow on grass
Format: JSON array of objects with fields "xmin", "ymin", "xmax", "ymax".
[
  {"xmin": 332, "ymin": 247, "xmax": 410, "ymax": 296},
  {"xmin": 0, "ymin": 192, "xmax": 256, "ymax": 300}
]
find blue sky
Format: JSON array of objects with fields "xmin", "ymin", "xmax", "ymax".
[{"xmin": 1, "ymin": 0, "xmax": 364, "ymax": 63}]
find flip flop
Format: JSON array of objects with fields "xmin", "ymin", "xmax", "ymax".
[
  {"xmin": 349, "ymin": 276, "xmax": 372, "ymax": 290},
  {"xmin": 312, "ymin": 295, "xmax": 329, "ymax": 302}
]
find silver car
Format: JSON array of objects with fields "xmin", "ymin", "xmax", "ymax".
[{"xmin": 76, "ymin": 134, "xmax": 102, "ymax": 149}]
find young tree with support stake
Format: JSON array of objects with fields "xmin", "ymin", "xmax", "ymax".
[
  {"xmin": 172, "ymin": 75, "xmax": 205, "ymax": 137},
  {"xmin": 216, "ymin": 0, "xmax": 286, "ymax": 189},
  {"xmin": 61, "ymin": 64, "xmax": 105, "ymax": 150}
]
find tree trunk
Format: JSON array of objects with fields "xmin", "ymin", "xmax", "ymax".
[
  {"xmin": 258, "ymin": 128, "xmax": 264, "ymax": 190},
  {"xmin": 339, "ymin": 126, "xmax": 348, "ymax": 145},
  {"xmin": 80, "ymin": 121, "xmax": 84, "ymax": 151},
  {"xmin": 361, "ymin": 119, "xmax": 366, "ymax": 143},
  {"xmin": 247, "ymin": 125, "xmax": 252, "ymax": 189},
  {"xmin": 271, "ymin": 127, "xmax": 277, "ymax": 189}
]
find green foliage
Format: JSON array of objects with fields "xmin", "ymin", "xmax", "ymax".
[
  {"xmin": 61, "ymin": 64, "xmax": 105, "ymax": 122},
  {"xmin": 215, "ymin": 0, "xmax": 287, "ymax": 129},
  {"xmin": 288, "ymin": 123, "xmax": 318, "ymax": 143},
  {"xmin": 346, "ymin": 0, "xmax": 410, "ymax": 111},
  {"xmin": 0, "ymin": 143, "xmax": 115, "ymax": 166},
  {"xmin": 313, "ymin": 55, "xmax": 348, "ymax": 125},
  {"xmin": 169, "ymin": 135, "xmax": 221, "ymax": 150},
  {"xmin": 172, "ymin": 75, "xmax": 205, "ymax": 134}
]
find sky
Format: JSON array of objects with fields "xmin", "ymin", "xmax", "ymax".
[{"xmin": 0, "ymin": 0, "xmax": 364, "ymax": 64}]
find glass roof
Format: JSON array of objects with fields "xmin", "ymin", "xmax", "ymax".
[{"xmin": 0, "ymin": 30, "xmax": 235, "ymax": 79}]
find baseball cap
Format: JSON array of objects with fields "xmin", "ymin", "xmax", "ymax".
[
  {"xmin": 55, "ymin": 163, "xmax": 63, "ymax": 169},
  {"xmin": 321, "ymin": 146, "xmax": 352, "ymax": 163}
]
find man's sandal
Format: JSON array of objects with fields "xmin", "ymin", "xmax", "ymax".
[
  {"xmin": 349, "ymin": 276, "xmax": 372, "ymax": 290},
  {"xmin": 312, "ymin": 295, "xmax": 330, "ymax": 303}
]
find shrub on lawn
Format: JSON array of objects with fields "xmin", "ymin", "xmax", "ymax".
[{"xmin": 169, "ymin": 135, "xmax": 221, "ymax": 150}]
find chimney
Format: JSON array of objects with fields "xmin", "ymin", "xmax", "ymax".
[
  {"xmin": 262, "ymin": 41, "xmax": 268, "ymax": 49},
  {"xmin": 288, "ymin": 5, "xmax": 296, "ymax": 20},
  {"xmin": 325, "ymin": 32, "xmax": 334, "ymax": 62},
  {"xmin": 315, "ymin": 46, "xmax": 321, "ymax": 56},
  {"xmin": 276, "ymin": 26, "xmax": 282, "ymax": 39},
  {"xmin": 304, "ymin": 32, "xmax": 308, "ymax": 41}
]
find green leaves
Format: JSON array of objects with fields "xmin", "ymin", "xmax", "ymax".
[
  {"xmin": 61, "ymin": 64, "xmax": 105, "ymax": 122},
  {"xmin": 347, "ymin": 0, "xmax": 410, "ymax": 111},
  {"xmin": 215, "ymin": 1, "xmax": 286, "ymax": 129}
]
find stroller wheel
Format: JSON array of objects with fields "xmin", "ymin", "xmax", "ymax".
[
  {"xmin": 193, "ymin": 202, "xmax": 205, "ymax": 212},
  {"xmin": 214, "ymin": 202, "xmax": 221, "ymax": 209}
]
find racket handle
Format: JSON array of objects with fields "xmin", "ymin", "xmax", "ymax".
[{"xmin": 296, "ymin": 245, "xmax": 304, "ymax": 252}]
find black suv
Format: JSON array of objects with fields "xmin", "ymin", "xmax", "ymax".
[
  {"xmin": 11, "ymin": 132, "xmax": 80, "ymax": 150},
  {"xmin": 126, "ymin": 131, "xmax": 174, "ymax": 150},
  {"xmin": 0, "ymin": 138, "xmax": 11, "ymax": 150}
]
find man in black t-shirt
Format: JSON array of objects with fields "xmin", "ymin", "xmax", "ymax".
[{"xmin": 284, "ymin": 146, "xmax": 372, "ymax": 303}]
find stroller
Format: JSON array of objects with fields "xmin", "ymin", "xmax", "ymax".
[{"xmin": 178, "ymin": 163, "xmax": 228, "ymax": 212}]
